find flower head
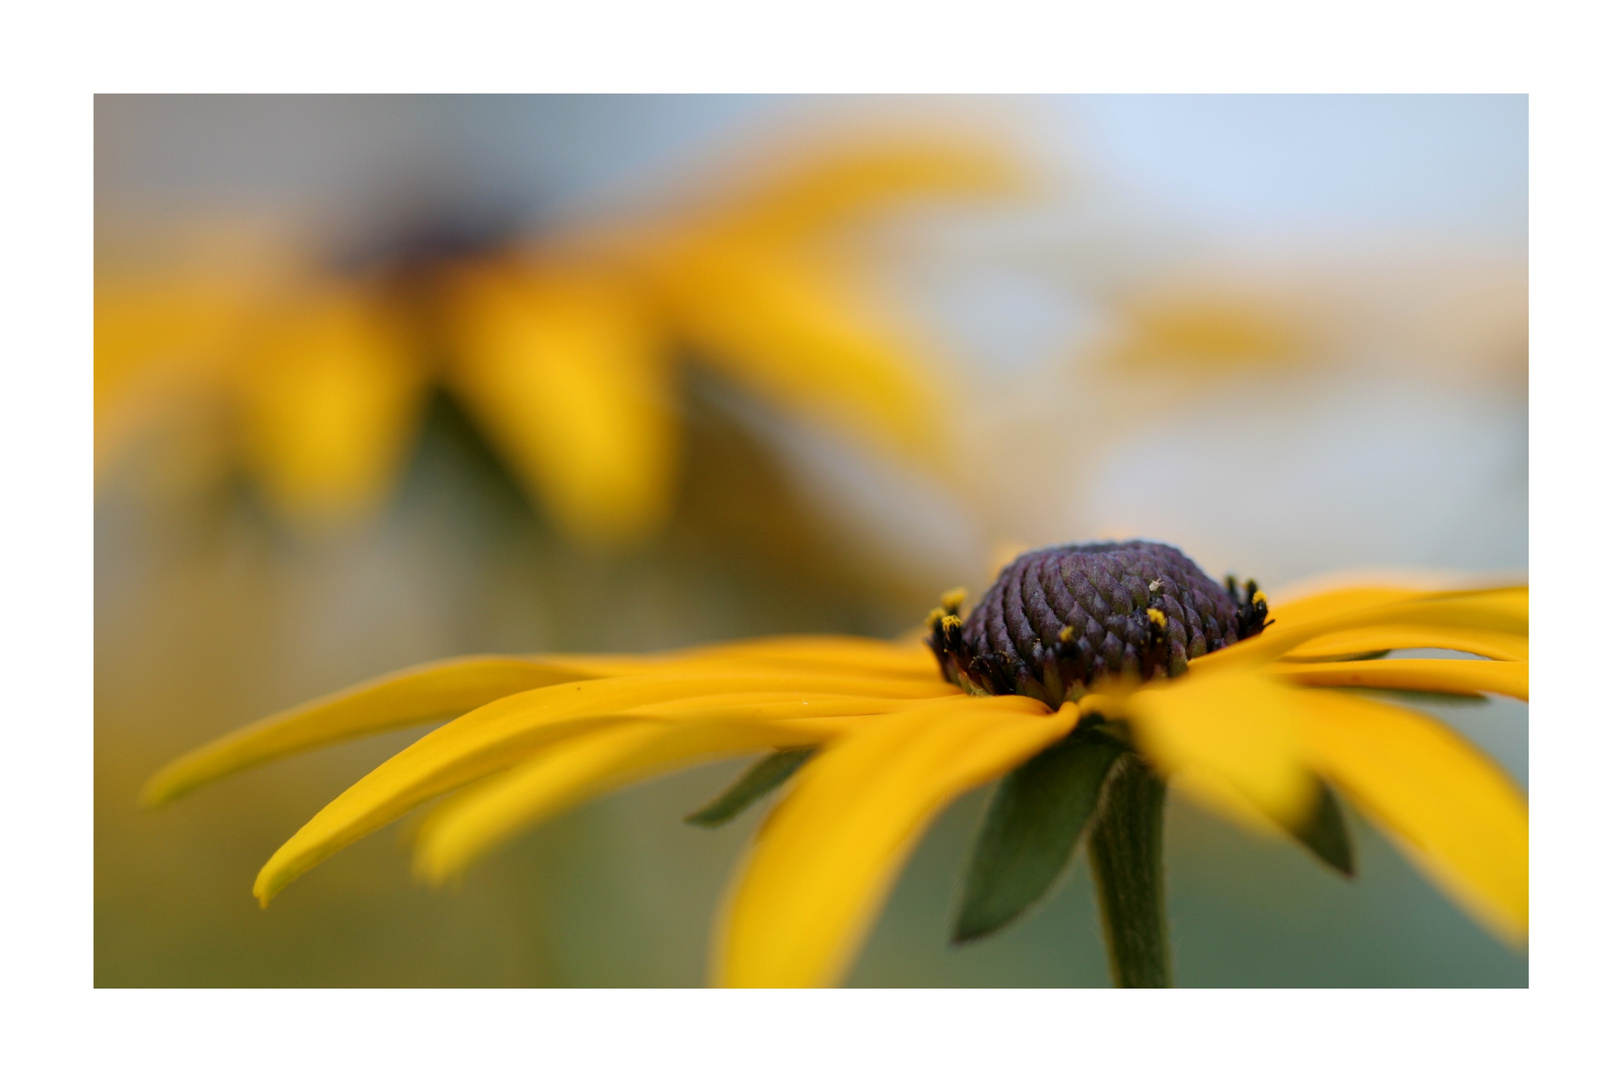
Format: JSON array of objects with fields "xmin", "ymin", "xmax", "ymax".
[
  {"xmin": 145, "ymin": 542, "xmax": 1527, "ymax": 987},
  {"xmin": 97, "ymin": 139, "xmax": 1018, "ymax": 543}
]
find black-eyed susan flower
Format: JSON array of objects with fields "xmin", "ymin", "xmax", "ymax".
[
  {"xmin": 144, "ymin": 541, "xmax": 1527, "ymax": 987},
  {"xmin": 96, "ymin": 139, "xmax": 1017, "ymax": 543}
]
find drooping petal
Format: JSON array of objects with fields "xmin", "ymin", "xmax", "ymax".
[
  {"xmin": 1298, "ymin": 690, "xmax": 1528, "ymax": 943},
  {"xmin": 1275, "ymin": 659, "xmax": 1528, "ymax": 701},
  {"xmin": 140, "ymin": 656, "xmax": 611, "ymax": 808},
  {"xmin": 716, "ymin": 697, "xmax": 1078, "ymax": 987},
  {"xmin": 1121, "ymin": 670, "xmax": 1319, "ymax": 831},
  {"xmin": 252, "ymin": 674, "xmax": 950, "ymax": 904},
  {"xmin": 238, "ymin": 282, "xmax": 425, "ymax": 523},
  {"xmin": 443, "ymin": 262, "xmax": 677, "ymax": 546}
]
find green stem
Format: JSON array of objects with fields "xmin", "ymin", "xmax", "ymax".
[{"xmin": 1085, "ymin": 752, "xmax": 1172, "ymax": 988}]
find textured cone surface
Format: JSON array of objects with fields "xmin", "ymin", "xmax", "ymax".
[{"xmin": 936, "ymin": 541, "xmax": 1259, "ymax": 706}]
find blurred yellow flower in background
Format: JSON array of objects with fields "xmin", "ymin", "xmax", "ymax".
[
  {"xmin": 145, "ymin": 541, "xmax": 1527, "ymax": 987},
  {"xmin": 96, "ymin": 139, "xmax": 1018, "ymax": 544}
]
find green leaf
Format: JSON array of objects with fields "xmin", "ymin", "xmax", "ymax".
[
  {"xmin": 684, "ymin": 747, "xmax": 816, "ymax": 828},
  {"xmin": 952, "ymin": 725, "xmax": 1124, "ymax": 945},
  {"xmin": 1291, "ymin": 780, "xmax": 1356, "ymax": 877}
]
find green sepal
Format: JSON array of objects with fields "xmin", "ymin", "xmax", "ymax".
[
  {"xmin": 1290, "ymin": 780, "xmax": 1356, "ymax": 877},
  {"xmin": 684, "ymin": 747, "xmax": 815, "ymax": 828},
  {"xmin": 952, "ymin": 723, "xmax": 1125, "ymax": 945}
]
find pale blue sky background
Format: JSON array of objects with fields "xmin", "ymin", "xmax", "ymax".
[{"xmin": 98, "ymin": 94, "xmax": 1527, "ymax": 244}]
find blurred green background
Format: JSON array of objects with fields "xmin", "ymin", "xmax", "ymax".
[{"xmin": 95, "ymin": 95, "xmax": 1527, "ymax": 987}]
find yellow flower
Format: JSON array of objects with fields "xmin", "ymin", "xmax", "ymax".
[
  {"xmin": 96, "ymin": 139, "xmax": 1017, "ymax": 543},
  {"xmin": 144, "ymin": 542, "xmax": 1527, "ymax": 986}
]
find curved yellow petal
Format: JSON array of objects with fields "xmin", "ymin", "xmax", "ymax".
[
  {"xmin": 1121, "ymin": 670, "xmax": 1318, "ymax": 830},
  {"xmin": 140, "ymin": 656, "xmax": 607, "ymax": 808},
  {"xmin": 716, "ymin": 697, "xmax": 1077, "ymax": 987},
  {"xmin": 252, "ymin": 672, "xmax": 949, "ymax": 904},
  {"xmin": 444, "ymin": 262, "xmax": 676, "ymax": 546},
  {"xmin": 1201, "ymin": 587, "xmax": 1529, "ymax": 672},
  {"xmin": 413, "ymin": 694, "xmax": 904, "ymax": 884},
  {"xmin": 146, "ymin": 640, "xmax": 949, "ymax": 809},
  {"xmin": 1299, "ymin": 691, "xmax": 1528, "ymax": 943},
  {"xmin": 238, "ymin": 282, "xmax": 424, "ymax": 523},
  {"xmin": 1280, "ymin": 627, "xmax": 1529, "ymax": 663},
  {"xmin": 1275, "ymin": 659, "xmax": 1528, "ymax": 701},
  {"xmin": 413, "ymin": 722, "xmax": 681, "ymax": 884}
]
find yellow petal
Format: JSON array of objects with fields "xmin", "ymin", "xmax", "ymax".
[
  {"xmin": 661, "ymin": 636, "xmax": 941, "ymax": 679},
  {"xmin": 444, "ymin": 262, "xmax": 676, "ymax": 546},
  {"xmin": 94, "ymin": 273, "xmax": 260, "ymax": 471},
  {"xmin": 1267, "ymin": 585, "xmax": 1439, "ymax": 628},
  {"xmin": 414, "ymin": 703, "xmax": 849, "ymax": 884},
  {"xmin": 1275, "ymin": 659, "xmax": 1529, "ymax": 701},
  {"xmin": 1122, "ymin": 670, "xmax": 1318, "ymax": 831},
  {"xmin": 666, "ymin": 247, "xmax": 950, "ymax": 464},
  {"xmin": 252, "ymin": 672, "xmax": 951, "ymax": 904},
  {"xmin": 714, "ymin": 139, "xmax": 1019, "ymax": 244},
  {"xmin": 140, "ymin": 656, "xmax": 605, "ymax": 808},
  {"xmin": 1279, "ymin": 627, "xmax": 1529, "ymax": 663},
  {"xmin": 1299, "ymin": 691, "xmax": 1528, "ymax": 943},
  {"xmin": 1108, "ymin": 290, "xmax": 1307, "ymax": 374},
  {"xmin": 145, "ymin": 640, "xmax": 949, "ymax": 808},
  {"xmin": 716, "ymin": 697, "xmax": 1076, "ymax": 987},
  {"xmin": 1201, "ymin": 587, "xmax": 1529, "ymax": 672},
  {"xmin": 572, "ymin": 637, "xmax": 943, "ymax": 686},
  {"xmin": 238, "ymin": 282, "xmax": 424, "ymax": 523}
]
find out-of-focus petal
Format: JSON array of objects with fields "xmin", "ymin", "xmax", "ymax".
[
  {"xmin": 1276, "ymin": 658, "xmax": 1528, "ymax": 701},
  {"xmin": 716, "ymin": 697, "xmax": 1076, "ymax": 987},
  {"xmin": 444, "ymin": 262, "xmax": 676, "ymax": 546},
  {"xmin": 668, "ymin": 247, "xmax": 949, "ymax": 464},
  {"xmin": 238, "ymin": 281, "xmax": 424, "ymax": 523},
  {"xmin": 140, "ymin": 656, "xmax": 621, "ymax": 808},
  {"xmin": 94, "ymin": 273, "xmax": 260, "ymax": 472},
  {"xmin": 1107, "ymin": 290, "xmax": 1308, "ymax": 374},
  {"xmin": 252, "ymin": 672, "xmax": 953, "ymax": 904},
  {"xmin": 711, "ymin": 139, "xmax": 1020, "ymax": 244},
  {"xmin": 1299, "ymin": 691, "xmax": 1528, "ymax": 943},
  {"xmin": 1122, "ymin": 670, "xmax": 1318, "ymax": 831}
]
